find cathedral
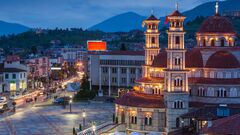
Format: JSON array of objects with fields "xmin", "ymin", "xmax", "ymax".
[{"xmin": 115, "ymin": 2, "xmax": 240, "ymax": 135}]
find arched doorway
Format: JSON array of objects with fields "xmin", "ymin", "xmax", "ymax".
[
  {"xmin": 211, "ymin": 39, "xmax": 215, "ymax": 47},
  {"xmin": 220, "ymin": 39, "xmax": 225, "ymax": 47}
]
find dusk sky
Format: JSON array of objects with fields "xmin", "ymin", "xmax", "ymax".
[{"xmin": 0, "ymin": 0, "xmax": 213, "ymax": 29}]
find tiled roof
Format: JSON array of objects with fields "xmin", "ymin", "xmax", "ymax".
[
  {"xmin": 152, "ymin": 49, "xmax": 203, "ymax": 68},
  {"xmin": 146, "ymin": 15, "xmax": 159, "ymax": 21},
  {"xmin": 0, "ymin": 68, "xmax": 27, "ymax": 73},
  {"xmin": 205, "ymin": 51, "xmax": 239, "ymax": 68},
  {"xmin": 168, "ymin": 10, "xmax": 184, "ymax": 17},
  {"xmin": 6, "ymin": 55, "xmax": 20, "ymax": 62},
  {"xmin": 189, "ymin": 78, "xmax": 240, "ymax": 85},
  {"xmin": 115, "ymin": 92, "xmax": 165, "ymax": 108},
  {"xmin": 198, "ymin": 14, "xmax": 236, "ymax": 34},
  {"xmin": 135, "ymin": 77, "xmax": 164, "ymax": 83},
  {"xmin": 201, "ymin": 113, "xmax": 240, "ymax": 135}
]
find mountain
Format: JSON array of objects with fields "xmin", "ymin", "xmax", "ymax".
[
  {"xmin": 90, "ymin": 0, "xmax": 240, "ymax": 32},
  {"xmin": 0, "ymin": 20, "xmax": 30, "ymax": 36},
  {"xmin": 88, "ymin": 12, "xmax": 146, "ymax": 32}
]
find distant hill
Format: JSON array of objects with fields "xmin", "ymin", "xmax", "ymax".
[
  {"xmin": 90, "ymin": 0, "xmax": 240, "ymax": 32},
  {"xmin": 0, "ymin": 20, "xmax": 30, "ymax": 35},
  {"xmin": 88, "ymin": 12, "xmax": 146, "ymax": 32}
]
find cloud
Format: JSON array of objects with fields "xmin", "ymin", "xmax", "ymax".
[{"xmin": 0, "ymin": 0, "xmax": 208, "ymax": 28}]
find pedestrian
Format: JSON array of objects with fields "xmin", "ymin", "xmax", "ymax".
[{"xmin": 34, "ymin": 97, "xmax": 37, "ymax": 102}]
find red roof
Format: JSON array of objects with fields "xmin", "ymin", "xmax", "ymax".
[
  {"xmin": 6, "ymin": 55, "xmax": 20, "ymax": 62},
  {"xmin": 205, "ymin": 51, "xmax": 239, "ymax": 68},
  {"xmin": 168, "ymin": 10, "xmax": 184, "ymax": 17},
  {"xmin": 152, "ymin": 49, "xmax": 203, "ymax": 68},
  {"xmin": 198, "ymin": 14, "xmax": 236, "ymax": 34},
  {"xmin": 146, "ymin": 15, "xmax": 159, "ymax": 21},
  {"xmin": 115, "ymin": 92, "xmax": 165, "ymax": 108},
  {"xmin": 135, "ymin": 77, "xmax": 164, "ymax": 83},
  {"xmin": 189, "ymin": 77, "xmax": 240, "ymax": 85},
  {"xmin": 201, "ymin": 114, "xmax": 240, "ymax": 135}
]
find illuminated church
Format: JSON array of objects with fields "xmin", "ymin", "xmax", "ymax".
[{"xmin": 115, "ymin": 2, "xmax": 240, "ymax": 135}]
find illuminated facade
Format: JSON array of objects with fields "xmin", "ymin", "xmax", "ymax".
[{"xmin": 115, "ymin": 3, "xmax": 240, "ymax": 135}]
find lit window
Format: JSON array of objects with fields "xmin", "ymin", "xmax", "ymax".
[
  {"xmin": 130, "ymin": 111, "xmax": 137, "ymax": 124},
  {"xmin": 10, "ymin": 82, "xmax": 16, "ymax": 91},
  {"xmin": 144, "ymin": 113, "xmax": 152, "ymax": 126}
]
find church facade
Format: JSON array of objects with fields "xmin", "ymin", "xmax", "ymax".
[{"xmin": 115, "ymin": 2, "xmax": 240, "ymax": 135}]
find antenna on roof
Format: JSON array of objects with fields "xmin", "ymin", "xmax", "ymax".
[
  {"xmin": 175, "ymin": 2, "xmax": 179, "ymax": 11},
  {"xmin": 215, "ymin": 0, "xmax": 219, "ymax": 14},
  {"xmin": 151, "ymin": 9, "xmax": 154, "ymax": 15}
]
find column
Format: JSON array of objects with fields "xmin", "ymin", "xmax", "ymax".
[
  {"xmin": 117, "ymin": 67, "xmax": 120, "ymax": 87},
  {"xmin": 126, "ymin": 68, "xmax": 130, "ymax": 87},
  {"xmin": 99, "ymin": 67, "xmax": 102, "ymax": 91},
  {"xmin": 108, "ymin": 67, "xmax": 111, "ymax": 96}
]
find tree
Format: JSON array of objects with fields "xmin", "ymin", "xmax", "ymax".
[{"xmin": 120, "ymin": 43, "xmax": 127, "ymax": 51}]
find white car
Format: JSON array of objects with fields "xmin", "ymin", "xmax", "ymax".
[{"xmin": 0, "ymin": 97, "xmax": 7, "ymax": 103}]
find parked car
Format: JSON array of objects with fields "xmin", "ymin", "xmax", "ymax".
[
  {"xmin": 9, "ymin": 95, "xmax": 20, "ymax": 100},
  {"xmin": 0, "ymin": 97, "xmax": 7, "ymax": 103},
  {"xmin": 53, "ymin": 97, "xmax": 70, "ymax": 105}
]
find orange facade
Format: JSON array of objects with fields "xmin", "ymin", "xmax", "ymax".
[{"xmin": 87, "ymin": 41, "xmax": 107, "ymax": 51}]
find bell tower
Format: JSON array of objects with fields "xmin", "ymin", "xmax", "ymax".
[
  {"xmin": 164, "ymin": 6, "xmax": 189, "ymax": 133},
  {"xmin": 142, "ymin": 14, "xmax": 160, "ymax": 77}
]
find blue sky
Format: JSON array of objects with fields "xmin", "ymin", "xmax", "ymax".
[{"xmin": 0, "ymin": 0, "xmax": 212, "ymax": 29}]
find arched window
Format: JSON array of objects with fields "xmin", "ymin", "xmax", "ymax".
[
  {"xmin": 174, "ymin": 57, "xmax": 181, "ymax": 65},
  {"xmin": 174, "ymin": 77, "xmax": 183, "ymax": 87},
  {"xmin": 203, "ymin": 39, "xmax": 206, "ymax": 47},
  {"xmin": 217, "ymin": 88, "xmax": 227, "ymax": 97},
  {"xmin": 207, "ymin": 87, "xmax": 214, "ymax": 97},
  {"xmin": 230, "ymin": 88, "xmax": 237, "ymax": 97},
  {"xmin": 229, "ymin": 39, "xmax": 233, "ymax": 46},
  {"xmin": 176, "ymin": 36, "xmax": 180, "ymax": 44},
  {"xmin": 221, "ymin": 39, "xmax": 225, "ymax": 47},
  {"xmin": 130, "ymin": 111, "xmax": 137, "ymax": 124},
  {"xmin": 151, "ymin": 37, "xmax": 155, "ymax": 44},
  {"xmin": 198, "ymin": 87, "xmax": 206, "ymax": 96},
  {"xmin": 173, "ymin": 100, "xmax": 184, "ymax": 109},
  {"xmin": 144, "ymin": 114, "xmax": 152, "ymax": 126},
  {"xmin": 211, "ymin": 39, "xmax": 215, "ymax": 47}
]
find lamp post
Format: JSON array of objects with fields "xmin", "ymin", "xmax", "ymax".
[
  {"xmin": 82, "ymin": 110, "xmax": 86, "ymax": 128},
  {"xmin": 69, "ymin": 99, "xmax": 72, "ymax": 113}
]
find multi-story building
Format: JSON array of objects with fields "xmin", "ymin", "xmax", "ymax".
[
  {"xmin": 0, "ymin": 55, "xmax": 28, "ymax": 95},
  {"xmin": 115, "ymin": 2, "xmax": 240, "ymax": 135},
  {"xmin": 88, "ymin": 51, "xmax": 144, "ymax": 96}
]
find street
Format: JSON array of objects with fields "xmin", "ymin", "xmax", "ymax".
[{"xmin": 0, "ymin": 102, "xmax": 114, "ymax": 135}]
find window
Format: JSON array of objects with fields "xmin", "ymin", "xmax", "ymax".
[
  {"xmin": 203, "ymin": 39, "xmax": 206, "ymax": 47},
  {"xmin": 217, "ymin": 88, "xmax": 227, "ymax": 97},
  {"xmin": 198, "ymin": 87, "xmax": 206, "ymax": 96},
  {"xmin": 20, "ymin": 73, "xmax": 22, "ymax": 79},
  {"xmin": 151, "ymin": 37, "xmax": 155, "ymax": 44},
  {"xmin": 5, "ymin": 74, "xmax": 9, "ymax": 79},
  {"xmin": 174, "ymin": 57, "xmax": 181, "ymax": 65},
  {"xmin": 217, "ymin": 106, "xmax": 230, "ymax": 117},
  {"xmin": 175, "ymin": 36, "xmax": 180, "ymax": 44},
  {"xmin": 130, "ymin": 78, "xmax": 135, "ymax": 84},
  {"xmin": 102, "ymin": 67, "xmax": 108, "ymax": 73},
  {"xmin": 230, "ymin": 88, "xmax": 237, "ymax": 97},
  {"xmin": 130, "ymin": 111, "xmax": 137, "ymax": 124},
  {"xmin": 10, "ymin": 82, "xmax": 16, "ymax": 91},
  {"xmin": 221, "ymin": 39, "xmax": 225, "ymax": 47},
  {"xmin": 211, "ymin": 39, "xmax": 215, "ymax": 47},
  {"xmin": 112, "ymin": 77, "xmax": 117, "ymax": 83},
  {"xmin": 130, "ymin": 68, "xmax": 135, "ymax": 74},
  {"xmin": 121, "ymin": 68, "xmax": 127, "ymax": 74},
  {"xmin": 121, "ymin": 78, "xmax": 126, "ymax": 84},
  {"xmin": 174, "ymin": 77, "xmax": 183, "ymax": 87},
  {"xmin": 112, "ymin": 68, "xmax": 117, "ymax": 74},
  {"xmin": 207, "ymin": 87, "xmax": 214, "ymax": 97},
  {"xmin": 173, "ymin": 100, "xmax": 183, "ymax": 109},
  {"xmin": 12, "ymin": 74, "xmax": 16, "ymax": 79},
  {"xmin": 144, "ymin": 114, "xmax": 152, "ymax": 126}
]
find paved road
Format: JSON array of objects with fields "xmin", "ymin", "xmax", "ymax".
[{"xmin": 0, "ymin": 102, "xmax": 114, "ymax": 135}]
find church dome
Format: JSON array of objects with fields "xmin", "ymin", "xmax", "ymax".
[
  {"xmin": 205, "ymin": 51, "xmax": 240, "ymax": 68},
  {"xmin": 198, "ymin": 14, "xmax": 236, "ymax": 34}
]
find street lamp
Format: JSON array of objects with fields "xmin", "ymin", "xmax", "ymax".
[
  {"xmin": 69, "ymin": 99, "xmax": 72, "ymax": 113},
  {"xmin": 82, "ymin": 110, "xmax": 86, "ymax": 127},
  {"xmin": 92, "ymin": 124, "xmax": 96, "ymax": 135}
]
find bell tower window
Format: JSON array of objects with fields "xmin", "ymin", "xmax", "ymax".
[
  {"xmin": 211, "ymin": 39, "xmax": 215, "ymax": 47},
  {"xmin": 151, "ymin": 37, "xmax": 155, "ymax": 44},
  {"xmin": 174, "ymin": 77, "xmax": 183, "ymax": 87},
  {"xmin": 175, "ymin": 36, "xmax": 180, "ymax": 44},
  {"xmin": 221, "ymin": 39, "xmax": 225, "ymax": 47},
  {"xmin": 174, "ymin": 57, "xmax": 181, "ymax": 65}
]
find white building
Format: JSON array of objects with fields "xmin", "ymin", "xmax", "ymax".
[{"xmin": 88, "ymin": 51, "xmax": 144, "ymax": 96}]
